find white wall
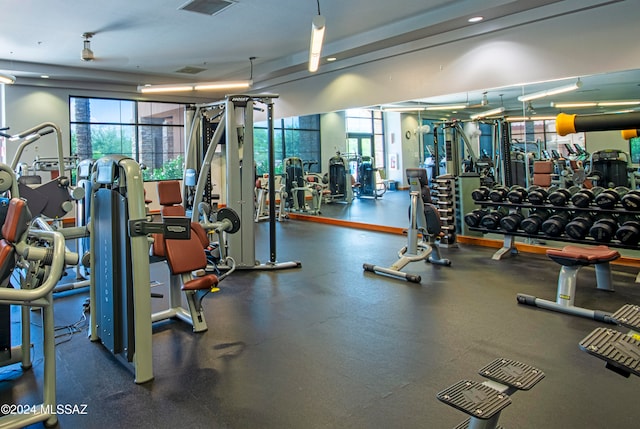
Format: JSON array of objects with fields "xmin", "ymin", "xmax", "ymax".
[
  {"xmin": 320, "ymin": 111, "xmax": 346, "ymax": 167},
  {"xmin": 263, "ymin": 0, "xmax": 639, "ymax": 119},
  {"xmin": 384, "ymin": 112, "xmax": 403, "ymax": 186},
  {"xmin": 585, "ymin": 130, "xmax": 629, "ymax": 155}
]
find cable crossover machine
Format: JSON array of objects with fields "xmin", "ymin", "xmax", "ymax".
[{"xmin": 184, "ymin": 94, "xmax": 301, "ymax": 270}]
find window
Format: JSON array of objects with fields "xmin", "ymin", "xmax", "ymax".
[
  {"xmin": 70, "ymin": 97, "xmax": 186, "ymax": 181},
  {"xmin": 254, "ymin": 115, "xmax": 321, "ymax": 175},
  {"xmin": 509, "ymin": 119, "xmax": 585, "ymax": 159},
  {"xmin": 630, "ymin": 137, "xmax": 640, "ymax": 164},
  {"xmin": 345, "ymin": 109, "xmax": 385, "ymax": 169}
]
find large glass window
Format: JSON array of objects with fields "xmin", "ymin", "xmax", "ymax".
[
  {"xmin": 70, "ymin": 97, "xmax": 186, "ymax": 181},
  {"xmin": 630, "ymin": 137, "xmax": 640, "ymax": 164},
  {"xmin": 509, "ymin": 119, "xmax": 585, "ymax": 159},
  {"xmin": 254, "ymin": 115, "xmax": 321, "ymax": 175},
  {"xmin": 345, "ymin": 109, "xmax": 385, "ymax": 168}
]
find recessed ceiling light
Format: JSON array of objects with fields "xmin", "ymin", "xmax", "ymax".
[
  {"xmin": 468, "ymin": 16, "xmax": 484, "ymax": 23},
  {"xmin": 40, "ymin": 75, "xmax": 49, "ymax": 79},
  {"xmin": 327, "ymin": 57, "xmax": 337, "ymax": 62}
]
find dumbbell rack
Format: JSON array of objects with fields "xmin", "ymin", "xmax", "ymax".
[
  {"xmin": 432, "ymin": 175, "xmax": 457, "ymax": 247},
  {"xmin": 469, "ymin": 199, "xmax": 640, "ymax": 260}
]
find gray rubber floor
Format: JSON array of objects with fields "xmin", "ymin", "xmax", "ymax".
[{"xmin": 2, "ymin": 191, "xmax": 640, "ymax": 428}]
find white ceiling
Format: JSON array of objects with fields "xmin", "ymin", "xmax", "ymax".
[{"xmin": 2, "ymin": 0, "xmax": 639, "ymax": 117}]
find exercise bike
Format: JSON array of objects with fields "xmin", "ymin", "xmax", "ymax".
[{"xmin": 363, "ymin": 168, "xmax": 450, "ymax": 283}]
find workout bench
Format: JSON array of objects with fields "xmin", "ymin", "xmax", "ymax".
[
  {"xmin": 517, "ymin": 245, "xmax": 620, "ymax": 323},
  {"xmin": 437, "ymin": 358, "xmax": 544, "ymax": 429}
]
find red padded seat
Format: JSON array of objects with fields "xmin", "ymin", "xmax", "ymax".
[
  {"xmin": 164, "ymin": 226, "xmax": 219, "ymax": 291},
  {"xmin": 547, "ymin": 245, "xmax": 620, "ymax": 267}
]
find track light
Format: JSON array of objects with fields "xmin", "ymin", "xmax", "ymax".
[
  {"xmin": 517, "ymin": 80, "xmax": 582, "ymax": 102},
  {"xmin": 470, "ymin": 106, "xmax": 505, "ymax": 120},
  {"xmin": 0, "ymin": 72, "xmax": 16, "ymax": 85}
]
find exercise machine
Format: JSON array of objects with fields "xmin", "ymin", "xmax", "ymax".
[
  {"xmin": 353, "ymin": 155, "xmax": 386, "ymax": 198},
  {"xmin": 255, "ymin": 174, "xmax": 286, "ymax": 222},
  {"xmin": 153, "ymin": 179, "xmax": 239, "ymax": 332},
  {"xmin": 363, "ymin": 168, "xmax": 451, "ymax": 283},
  {"xmin": 7, "ymin": 122, "xmax": 81, "ymax": 219},
  {"xmin": 89, "ymin": 155, "xmax": 195, "ymax": 383},
  {"xmin": 282, "ymin": 156, "xmax": 323, "ymax": 215},
  {"xmin": 0, "ymin": 190, "xmax": 77, "ymax": 428},
  {"xmin": 323, "ymin": 153, "xmax": 353, "ymax": 204},
  {"xmin": 185, "ymin": 94, "xmax": 300, "ymax": 270},
  {"xmin": 587, "ymin": 149, "xmax": 637, "ymax": 189}
]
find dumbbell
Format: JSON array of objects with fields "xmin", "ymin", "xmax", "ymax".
[
  {"xmin": 488, "ymin": 186, "xmax": 509, "ymax": 202},
  {"xmin": 621, "ymin": 190, "xmax": 640, "ymax": 211},
  {"xmin": 464, "ymin": 209, "xmax": 489, "ymax": 228},
  {"xmin": 471, "ymin": 186, "xmax": 491, "ymax": 202},
  {"xmin": 541, "ymin": 212, "xmax": 570, "ymax": 236},
  {"xmin": 507, "ymin": 186, "xmax": 528, "ymax": 204},
  {"xmin": 565, "ymin": 214, "xmax": 593, "ymax": 240},
  {"xmin": 595, "ymin": 187, "xmax": 629, "ymax": 209},
  {"xmin": 520, "ymin": 210, "xmax": 550, "ymax": 234},
  {"xmin": 480, "ymin": 209, "xmax": 506, "ymax": 230},
  {"xmin": 527, "ymin": 186, "xmax": 548, "ymax": 205},
  {"xmin": 589, "ymin": 216, "xmax": 618, "ymax": 243},
  {"xmin": 616, "ymin": 219, "xmax": 640, "ymax": 246},
  {"xmin": 547, "ymin": 188, "xmax": 575, "ymax": 206},
  {"xmin": 499, "ymin": 212, "xmax": 524, "ymax": 232},
  {"xmin": 570, "ymin": 189, "xmax": 595, "ymax": 208}
]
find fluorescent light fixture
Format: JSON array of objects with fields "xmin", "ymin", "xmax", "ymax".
[
  {"xmin": 550, "ymin": 100, "xmax": 640, "ymax": 109},
  {"xmin": 326, "ymin": 57, "xmax": 337, "ymax": 62},
  {"xmin": 137, "ymin": 80, "xmax": 253, "ymax": 93},
  {"xmin": 425, "ymin": 104, "xmax": 468, "ymax": 111},
  {"xmin": 194, "ymin": 80, "xmax": 252, "ymax": 90},
  {"xmin": 506, "ymin": 116, "xmax": 556, "ymax": 122},
  {"xmin": 597, "ymin": 100, "xmax": 640, "ymax": 107},
  {"xmin": 550, "ymin": 102, "xmax": 597, "ymax": 109},
  {"xmin": 517, "ymin": 80, "xmax": 582, "ymax": 102},
  {"xmin": 382, "ymin": 106, "xmax": 426, "ymax": 112},
  {"xmin": 0, "ymin": 73, "xmax": 16, "ymax": 85},
  {"xmin": 468, "ymin": 16, "xmax": 484, "ymax": 23},
  {"xmin": 309, "ymin": 15, "xmax": 326, "ymax": 72},
  {"xmin": 470, "ymin": 106, "xmax": 505, "ymax": 120},
  {"xmin": 138, "ymin": 84, "xmax": 194, "ymax": 93}
]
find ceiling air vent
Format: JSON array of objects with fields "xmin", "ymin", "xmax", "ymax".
[
  {"xmin": 178, "ymin": 0, "xmax": 236, "ymax": 16},
  {"xmin": 175, "ymin": 66, "xmax": 207, "ymax": 74}
]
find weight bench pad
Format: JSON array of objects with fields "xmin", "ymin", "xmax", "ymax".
[
  {"xmin": 610, "ymin": 304, "xmax": 640, "ymax": 331},
  {"xmin": 579, "ymin": 327, "xmax": 640, "ymax": 377},
  {"xmin": 478, "ymin": 358, "xmax": 545, "ymax": 391},
  {"xmin": 547, "ymin": 245, "xmax": 620, "ymax": 266},
  {"xmin": 436, "ymin": 379, "xmax": 511, "ymax": 420}
]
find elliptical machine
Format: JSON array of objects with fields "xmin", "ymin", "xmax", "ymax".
[{"xmin": 363, "ymin": 168, "xmax": 451, "ymax": 283}]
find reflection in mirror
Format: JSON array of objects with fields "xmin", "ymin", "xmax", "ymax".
[{"xmin": 261, "ymin": 69, "xmax": 640, "ymax": 229}]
